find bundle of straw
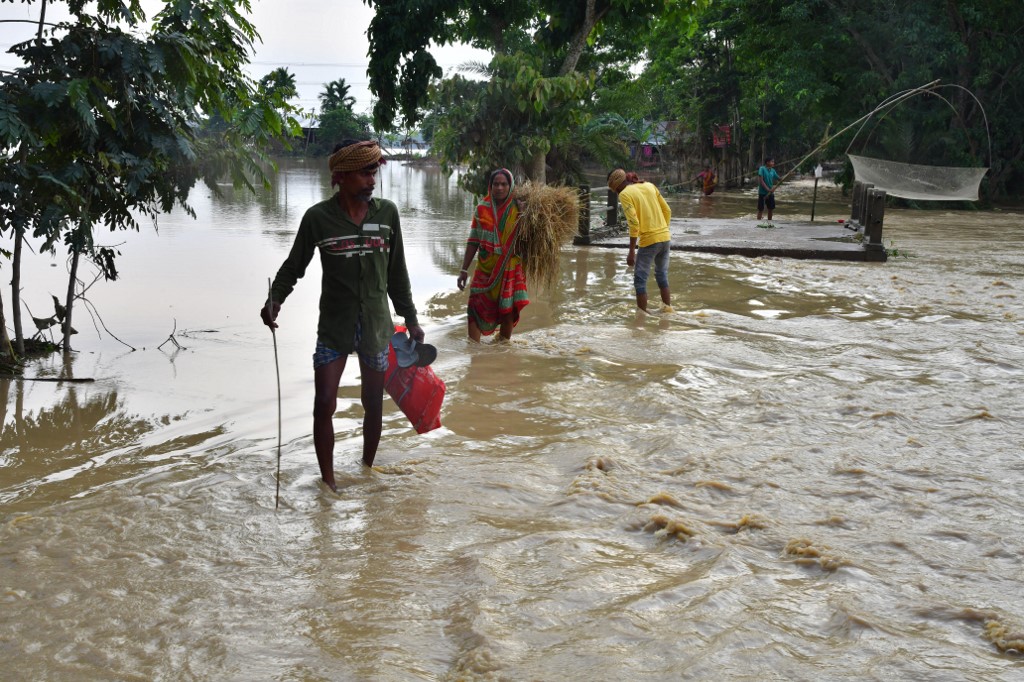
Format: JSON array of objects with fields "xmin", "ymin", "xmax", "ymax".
[{"xmin": 513, "ymin": 182, "xmax": 580, "ymax": 292}]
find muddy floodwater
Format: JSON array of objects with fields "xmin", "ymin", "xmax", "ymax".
[{"xmin": 2, "ymin": 161, "xmax": 1022, "ymax": 681}]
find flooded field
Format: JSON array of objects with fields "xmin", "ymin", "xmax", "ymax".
[{"xmin": 2, "ymin": 160, "xmax": 1022, "ymax": 680}]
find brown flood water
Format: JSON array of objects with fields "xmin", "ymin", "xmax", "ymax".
[{"xmin": 2, "ymin": 160, "xmax": 1023, "ymax": 680}]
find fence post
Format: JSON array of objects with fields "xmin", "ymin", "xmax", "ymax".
[
  {"xmin": 607, "ymin": 190, "xmax": 618, "ymax": 230},
  {"xmin": 851, "ymin": 180, "xmax": 872, "ymax": 228},
  {"xmin": 810, "ymin": 163, "xmax": 823, "ymax": 221},
  {"xmin": 863, "ymin": 188, "xmax": 887, "ymax": 256},
  {"xmin": 573, "ymin": 185, "xmax": 592, "ymax": 245},
  {"xmin": 849, "ymin": 181, "xmax": 861, "ymax": 226},
  {"xmin": 858, "ymin": 182, "xmax": 875, "ymax": 228}
]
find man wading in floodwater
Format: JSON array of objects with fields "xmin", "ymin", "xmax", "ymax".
[
  {"xmin": 261, "ymin": 140, "xmax": 424, "ymax": 492},
  {"xmin": 607, "ymin": 168, "xmax": 674, "ymax": 313}
]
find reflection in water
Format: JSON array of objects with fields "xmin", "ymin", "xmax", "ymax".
[
  {"xmin": 0, "ymin": 373, "xmax": 230, "ymax": 514},
  {"xmin": 209, "ymin": 160, "xmax": 330, "ymax": 238},
  {"xmin": 1, "ymin": 162, "xmax": 1022, "ymax": 680},
  {"xmin": 0, "ymin": 381, "xmax": 151, "ymax": 506}
]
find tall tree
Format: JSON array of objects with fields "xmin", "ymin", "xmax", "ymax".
[
  {"xmin": 259, "ymin": 67, "xmax": 298, "ymax": 102},
  {"xmin": 312, "ymin": 77, "xmax": 369, "ymax": 150},
  {"xmin": 429, "ymin": 55, "xmax": 592, "ymax": 192},
  {"xmin": 319, "ymin": 78, "xmax": 356, "ymax": 113},
  {"xmin": 364, "ymin": 0, "xmax": 708, "ymax": 184},
  {"xmin": 637, "ymin": 0, "xmax": 1023, "ymax": 196},
  {"xmin": 314, "ymin": 79, "xmax": 370, "ymax": 152}
]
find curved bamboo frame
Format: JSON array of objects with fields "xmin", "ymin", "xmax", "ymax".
[{"xmin": 779, "ymin": 79, "xmax": 991, "ymax": 185}]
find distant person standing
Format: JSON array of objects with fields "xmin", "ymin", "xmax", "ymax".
[
  {"xmin": 757, "ymin": 156, "xmax": 781, "ymax": 221},
  {"xmin": 607, "ymin": 168, "xmax": 673, "ymax": 313}
]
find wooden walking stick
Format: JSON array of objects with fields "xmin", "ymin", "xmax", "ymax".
[{"xmin": 268, "ymin": 278, "xmax": 282, "ymax": 509}]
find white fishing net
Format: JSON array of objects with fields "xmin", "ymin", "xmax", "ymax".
[{"xmin": 848, "ymin": 154, "xmax": 988, "ymax": 201}]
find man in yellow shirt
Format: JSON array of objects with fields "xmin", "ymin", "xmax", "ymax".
[{"xmin": 608, "ymin": 168, "xmax": 673, "ymax": 312}]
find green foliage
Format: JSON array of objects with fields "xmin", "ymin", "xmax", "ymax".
[
  {"xmin": 0, "ymin": 0, "xmax": 302, "ymax": 349},
  {"xmin": 365, "ymin": 0, "xmax": 711, "ymax": 190},
  {"xmin": 549, "ymin": 113, "xmax": 631, "ymax": 180},
  {"xmin": 418, "ymin": 75, "xmax": 479, "ymax": 145},
  {"xmin": 319, "ymin": 78, "xmax": 356, "ymax": 114},
  {"xmin": 364, "ymin": 0, "xmax": 538, "ymax": 130},
  {"xmin": 364, "ymin": 0, "xmax": 685, "ymax": 132},
  {"xmin": 886, "ymin": 240, "xmax": 912, "ymax": 259},
  {"xmin": 0, "ymin": 0, "xmax": 299, "ymax": 249},
  {"xmin": 429, "ymin": 52, "xmax": 592, "ymax": 192},
  {"xmin": 314, "ymin": 108, "xmax": 372, "ymax": 154},
  {"xmin": 259, "ymin": 67, "xmax": 298, "ymax": 103},
  {"xmin": 308, "ymin": 78, "xmax": 370, "ymax": 153},
  {"xmin": 634, "ymin": 0, "xmax": 1022, "ymax": 196}
]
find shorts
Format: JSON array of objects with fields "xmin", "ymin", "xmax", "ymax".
[
  {"xmin": 634, "ymin": 240, "xmax": 671, "ymax": 295},
  {"xmin": 758, "ymin": 193, "xmax": 776, "ymax": 211},
  {"xmin": 312, "ymin": 319, "xmax": 389, "ymax": 372}
]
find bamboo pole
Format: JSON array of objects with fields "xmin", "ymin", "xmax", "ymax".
[{"xmin": 776, "ymin": 79, "xmax": 942, "ymax": 185}]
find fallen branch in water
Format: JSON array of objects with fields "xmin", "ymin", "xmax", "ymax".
[
  {"xmin": 18, "ymin": 376, "xmax": 96, "ymax": 382},
  {"xmin": 157, "ymin": 319, "xmax": 187, "ymax": 352},
  {"xmin": 80, "ymin": 297, "xmax": 136, "ymax": 351}
]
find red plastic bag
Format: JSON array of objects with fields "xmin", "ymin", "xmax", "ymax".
[{"xmin": 385, "ymin": 328, "xmax": 445, "ymax": 434}]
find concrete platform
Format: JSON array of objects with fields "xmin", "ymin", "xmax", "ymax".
[{"xmin": 579, "ymin": 217, "xmax": 887, "ymax": 262}]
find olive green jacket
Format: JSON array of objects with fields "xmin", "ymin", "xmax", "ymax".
[{"xmin": 270, "ymin": 194, "xmax": 418, "ymax": 355}]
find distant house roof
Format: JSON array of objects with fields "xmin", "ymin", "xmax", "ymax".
[{"xmin": 645, "ymin": 121, "xmax": 681, "ymax": 146}]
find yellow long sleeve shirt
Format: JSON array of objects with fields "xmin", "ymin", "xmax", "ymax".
[{"xmin": 618, "ymin": 182, "xmax": 672, "ymax": 247}]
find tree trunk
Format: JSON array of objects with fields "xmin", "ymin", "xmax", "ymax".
[
  {"xmin": 526, "ymin": 150, "xmax": 546, "ymax": 185},
  {"xmin": 17, "ymin": 2, "xmax": 49, "ymax": 352},
  {"xmin": 557, "ymin": 0, "xmax": 609, "ymax": 76},
  {"xmin": 12, "ymin": 227, "xmax": 24, "ymax": 355},
  {"xmin": 62, "ymin": 244, "xmax": 80, "ymax": 353},
  {"xmin": 0, "ymin": 283, "xmax": 14, "ymax": 360}
]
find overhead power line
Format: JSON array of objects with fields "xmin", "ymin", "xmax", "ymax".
[{"xmin": 249, "ymin": 61, "xmax": 369, "ymax": 68}]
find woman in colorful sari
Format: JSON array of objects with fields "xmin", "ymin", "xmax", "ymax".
[{"xmin": 456, "ymin": 168, "xmax": 530, "ymax": 341}]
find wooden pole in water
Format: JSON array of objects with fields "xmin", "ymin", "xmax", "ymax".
[
  {"xmin": 811, "ymin": 176, "xmax": 819, "ymax": 221},
  {"xmin": 606, "ymin": 189, "xmax": 618, "ymax": 230},
  {"xmin": 268, "ymin": 278, "xmax": 282, "ymax": 510}
]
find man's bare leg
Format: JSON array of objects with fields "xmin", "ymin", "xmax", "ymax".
[
  {"xmin": 359, "ymin": 360, "xmax": 386, "ymax": 467},
  {"xmin": 313, "ymin": 356, "xmax": 347, "ymax": 491},
  {"xmin": 635, "ymin": 292, "xmax": 648, "ymax": 312},
  {"xmin": 660, "ymin": 286, "xmax": 671, "ymax": 307}
]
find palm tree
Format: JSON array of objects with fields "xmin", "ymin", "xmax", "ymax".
[
  {"xmin": 259, "ymin": 67, "xmax": 298, "ymax": 102},
  {"xmin": 319, "ymin": 79, "xmax": 356, "ymax": 113}
]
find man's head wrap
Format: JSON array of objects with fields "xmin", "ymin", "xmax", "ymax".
[
  {"xmin": 328, "ymin": 140, "xmax": 385, "ymax": 174},
  {"xmin": 607, "ymin": 168, "xmax": 627, "ymax": 193}
]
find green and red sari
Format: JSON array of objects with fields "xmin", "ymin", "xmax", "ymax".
[{"xmin": 466, "ymin": 171, "xmax": 529, "ymax": 334}]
